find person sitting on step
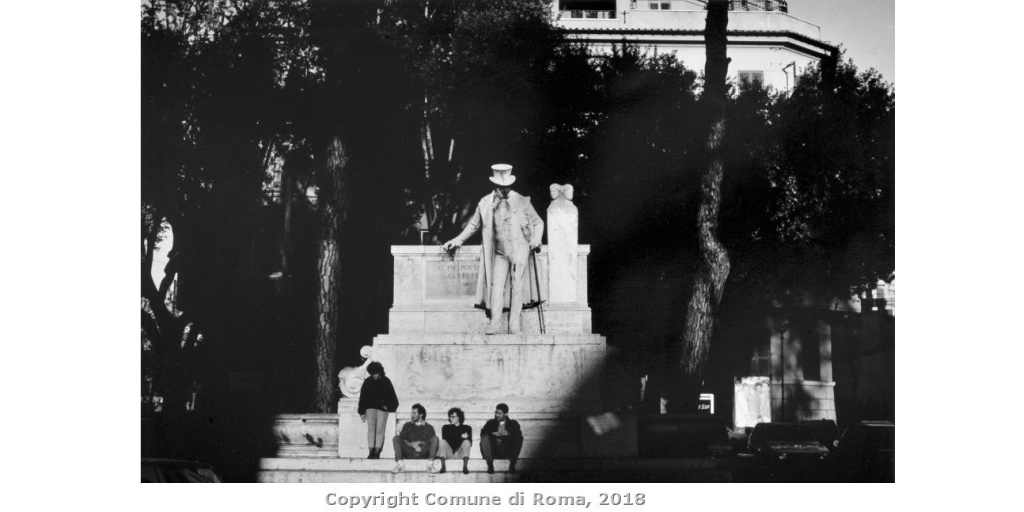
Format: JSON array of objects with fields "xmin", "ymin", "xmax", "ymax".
[
  {"xmin": 391, "ymin": 403, "xmax": 440, "ymax": 474},
  {"xmin": 479, "ymin": 403, "xmax": 523, "ymax": 474},
  {"xmin": 438, "ymin": 407, "xmax": 473, "ymax": 474}
]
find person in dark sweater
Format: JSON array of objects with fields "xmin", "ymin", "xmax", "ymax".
[
  {"xmin": 391, "ymin": 403, "xmax": 440, "ymax": 474},
  {"xmin": 479, "ymin": 403, "xmax": 523, "ymax": 474},
  {"xmin": 357, "ymin": 362, "xmax": 399, "ymax": 459},
  {"xmin": 438, "ymin": 407, "xmax": 473, "ymax": 474}
]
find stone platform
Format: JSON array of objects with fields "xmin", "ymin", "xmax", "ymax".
[
  {"xmin": 328, "ymin": 241, "xmax": 636, "ymax": 460},
  {"xmin": 336, "ymin": 327, "xmax": 632, "ymax": 458},
  {"xmin": 263, "ymin": 197, "xmax": 641, "ymax": 477},
  {"xmin": 256, "ymin": 457, "xmax": 758, "ymax": 483},
  {"xmin": 337, "ymin": 405, "xmax": 636, "ymax": 460},
  {"xmin": 272, "ymin": 414, "xmax": 339, "ymax": 458},
  {"xmin": 389, "ymin": 245, "xmax": 592, "ymax": 335}
]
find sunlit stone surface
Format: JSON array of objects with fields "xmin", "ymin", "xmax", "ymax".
[
  {"xmin": 547, "ymin": 184, "xmax": 579, "ymax": 304},
  {"xmin": 337, "ymin": 207, "xmax": 635, "ymax": 459}
]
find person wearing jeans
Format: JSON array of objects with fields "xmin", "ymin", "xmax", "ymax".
[{"xmin": 357, "ymin": 362, "xmax": 399, "ymax": 459}]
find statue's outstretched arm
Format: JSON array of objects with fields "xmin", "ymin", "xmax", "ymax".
[{"xmin": 444, "ymin": 206, "xmax": 482, "ymax": 250}]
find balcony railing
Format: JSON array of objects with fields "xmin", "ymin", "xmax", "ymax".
[
  {"xmin": 562, "ymin": 10, "xmax": 618, "ymax": 19},
  {"xmin": 729, "ymin": 0, "xmax": 787, "ymax": 12},
  {"xmin": 678, "ymin": 0, "xmax": 788, "ymax": 11}
]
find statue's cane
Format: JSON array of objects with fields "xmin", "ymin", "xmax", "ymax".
[{"xmin": 530, "ymin": 247, "xmax": 546, "ymax": 334}]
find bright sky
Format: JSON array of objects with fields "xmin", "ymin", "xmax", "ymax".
[{"xmin": 787, "ymin": 0, "xmax": 895, "ymax": 84}]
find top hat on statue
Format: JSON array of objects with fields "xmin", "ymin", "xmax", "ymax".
[{"xmin": 489, "ymin": 164, "xmax": 516, "ymax": 186}]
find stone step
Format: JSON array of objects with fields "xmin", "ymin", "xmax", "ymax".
[
  {"xmin": 335, "ymin": 407, "xmax": 638, "ymax": 459},
  {"xmin": 256, "ymin": 457, "xmax": 758, "ymax": 483}
]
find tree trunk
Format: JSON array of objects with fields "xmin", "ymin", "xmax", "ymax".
[
  {"xmin": 141, "ymin": 216, "xmax": 194, "ymax": 414},
  {"xmin": 680, "ymin": 0, "xmax": 731, "ymax": 377},
  {"xmin": 312, "ymin": 136, "xmax": 349, "ymax": 413},
  {"xmin": 280, "ymin": 164, "xmax": 295, "ymax": 292}
]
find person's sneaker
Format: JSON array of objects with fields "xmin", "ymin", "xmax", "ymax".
[
  {"xmin": 391, "ymin": 462, "xmax": 404, "ymax": 474},
  {"xmin": 486, "ymin": 463, "xmax": 495, "ymax": 474},
  {"xmin": 508, "ymin": 462, "xmax": 517, "ymax": 475},
  {"xmin": 462, "ymin": 466, "xmax": 469, "ymax": 475},
  {"xmin": 484, "ymin": 324, "xmax": 500, "ymax": 335},
  {"xmin": 428, "ymin": 460, "xmax": 441, "ymax": 474}
]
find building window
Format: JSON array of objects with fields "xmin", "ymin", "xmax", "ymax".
[
  {"xmin": 802, "ymin": 330, "xmax": 821, "ymax": 381},
  {"xmin": 749, "ymin": 330, "xmax": 771, "ymax": 377},
  {"xmin": 649, "ymin": 2, "xmax": 671, "ymax": 10},
  {"xmin": 738, "ymin": 70, "xmax": 764, "ymax": 85}
]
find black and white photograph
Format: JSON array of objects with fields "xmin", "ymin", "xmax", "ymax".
[
  {"xmin": 36, "ymin": 0, "xmax": 1024, "ymax": 508},
  {"xmin": 135, "ymin": 0, "xmax": 895, "ymax": 485}
]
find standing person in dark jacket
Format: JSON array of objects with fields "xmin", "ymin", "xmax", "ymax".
[
  {"xmin": 357, "ymin": 362, "xmax": 399, "ymax": 459},
  {"xmin": 438, "ymin": 407, "xmax": 472, "ymax": 474},
  {"xmin": 479, "ymin": 403, "xmax": 523, "ymax": 474}
]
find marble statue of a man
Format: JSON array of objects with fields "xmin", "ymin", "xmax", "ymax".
[{"xmin": 442, "ymin": 164, "xmax": 544, "ymax": 334}]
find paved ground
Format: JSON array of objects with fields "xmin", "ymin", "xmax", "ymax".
[{"xmin": 257, "ymin": 456, "xmax": 774, "ymax": 483}]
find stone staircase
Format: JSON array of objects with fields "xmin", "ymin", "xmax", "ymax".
[{"xmin": 256, "ymin": 456, "xmax": 761, "ymax": 483}]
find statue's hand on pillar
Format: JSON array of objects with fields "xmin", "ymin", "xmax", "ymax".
[{"xmin": 442, "ymin": 239, "xmax": 462, "ymax": 252}]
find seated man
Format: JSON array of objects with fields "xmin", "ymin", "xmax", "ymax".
[
  {"xmin": 391, "ymin": 403, "xmax": 440, "ymax": 474},
  {"xmin": 439, "ymin": 407, "xmax": 473, "ymax": 474},
  {"xmin": 479, "ymin": 403, "xmax": 523, "ymax": 474}
]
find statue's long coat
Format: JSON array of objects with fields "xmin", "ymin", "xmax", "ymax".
[{"xmin": 451, "ymin": 191, "xmax": 545, "ymax": 316}]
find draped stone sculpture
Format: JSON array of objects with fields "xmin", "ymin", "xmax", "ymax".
[{"xmin": 547, "ymin": 184, "xmax": 578, "ymax": 304}]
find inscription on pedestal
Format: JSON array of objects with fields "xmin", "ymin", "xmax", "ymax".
[{"xmin": 424, "ymin": 257, "xmax": 480, "ymax": 300}]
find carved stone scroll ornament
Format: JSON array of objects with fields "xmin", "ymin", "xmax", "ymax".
[
  {"xmin": 337, "ymin": 346, "xmax": 373, "ymax": 399},
  {"xmin": 550, "ymin": 183, "xmax": 574, "ymax": 201}
]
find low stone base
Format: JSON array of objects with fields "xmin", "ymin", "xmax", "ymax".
[
  {"xmin": 389, "ymin": 304, "xmax": 593, "ymax": 335},
  {"xmin": 271, "ymin": 414, "xmax": 339, "ymax": 458},
  {"xmin": 336, "ymin": 401, "xmax": 398, "ymax": 459},
  {"xmin": 371, "ymin": 332, "xmax": 606, "ymax": 411},
  {"xmin": 257, "ymin": 456, "xmax": 753, "ymax": 483},
  {"xmin": 338, "ymin": 402, "xmax": 637, "ymax": 459}
]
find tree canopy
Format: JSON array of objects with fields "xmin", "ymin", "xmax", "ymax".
[{"xmin": 142, "ymin": 0, "xmax": 894, "ymax": 425}]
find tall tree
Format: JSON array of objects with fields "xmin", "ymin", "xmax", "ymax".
[
  {"xmin": 376, "ymin": 0, "xmax": 560, "ymax": 237},
  {"xmin": 141, "ymin": 0, "xmax": 319, "ymax": 413},
  {"xmin": 311, "ymin": 137, "xmax": 349, "ymax": 412},
  {"xmin": 679, "ymin": 0, "xmax": 731, "ymax": 378}
]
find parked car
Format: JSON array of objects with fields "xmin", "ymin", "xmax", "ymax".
[
  {"xmin": 747, "ymin": 422, "xmax": 832, "ymax": 481},
  {"xmin": 142, "ymin": 458, "xmax": 223, "ymax": 483},
  {"xmin": 833, "ymin": 421, "xmax": 894, "ymax": 482},
  {"xmin": 801, "ymin": 418, "xmax": 840, "ymax": 451}
]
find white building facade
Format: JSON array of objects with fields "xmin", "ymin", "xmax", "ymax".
[{"xmin": 554, "ymin": 0, "xmax": 836, "ymax": 91}]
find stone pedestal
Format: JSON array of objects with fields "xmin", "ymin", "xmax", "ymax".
[
  {"xmin": 337, "ymin": 400, "xmax": 397, "ymax": 459},
  {"xmin": 389, "ymin": 245, "xmax": 591, "ymax": 334},
  {"xmin": 337, "ymin": 241, "xmax": 636, "ymax": 458}
]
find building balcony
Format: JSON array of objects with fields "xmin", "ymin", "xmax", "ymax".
[
  {"xmin": 562, "ymin": 10, "xmax": 618, "ymax": 20},
  {"xmin": 556, "ymin": 8, "xmax": 821, "ymax": 42}
]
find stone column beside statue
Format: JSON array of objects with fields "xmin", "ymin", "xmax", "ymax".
[{"xmin": 547, "ymin": 184, "xmax": 578, "ymax": 304}]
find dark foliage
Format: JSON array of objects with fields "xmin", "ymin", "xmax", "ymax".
[{"xmin": 141, "ymin": 0, "xmax": 894, "ymax": 468}]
